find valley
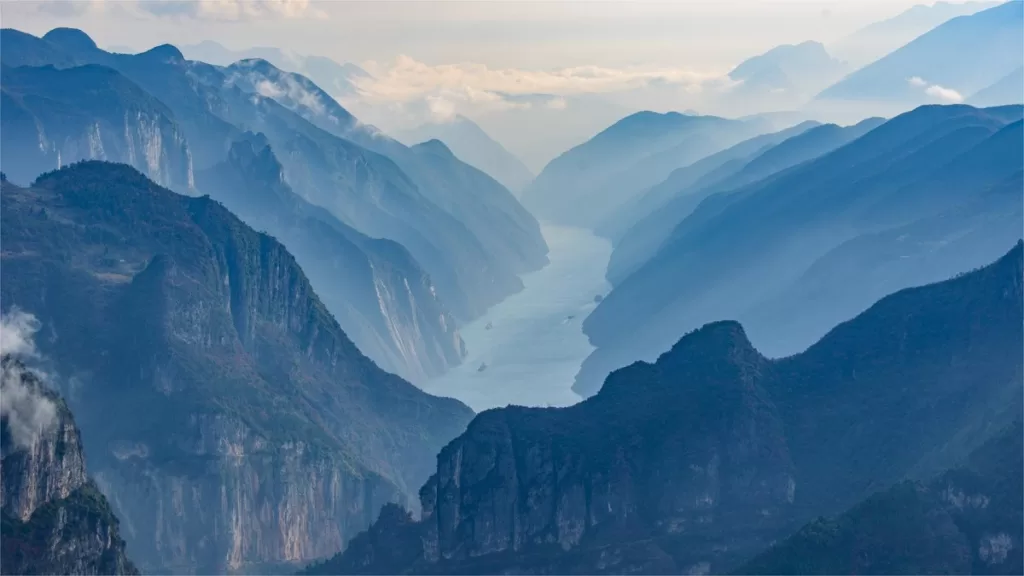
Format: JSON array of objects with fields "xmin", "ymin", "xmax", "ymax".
[
  {"xmin": 0, "ymin": 2, "xmax": 1021, "ymax": 575},
  {"xmin": 423, "ymin": 224, "xmax": 611, "ymax": 411}
]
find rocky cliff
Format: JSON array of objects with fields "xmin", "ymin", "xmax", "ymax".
[
  {"xmin": 741, "ymin": 421, "xmax": 1023, "ymax": 575},
  {"xmin": 197, "ymin": 134, "xmax": 465, "ymax": 384},
  {"xmin": 309, "ymin": 241, "xmax": 1023, "ymax": 574},
  {"xmin": 0, "ymin": 162, "xmax": 475, "ymax": 573},
  {"xmin": 1, "ymin": 354, "xmax": 138, "ymax": 575},
  {"xmin": 1, "ymin": 63, "xmax": 194, "ymax": 192}
]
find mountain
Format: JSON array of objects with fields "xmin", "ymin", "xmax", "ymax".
[
  {"xmin": 306, "ymin": 242, "xmax": 1024, "ymax": 574},
  {"xmin": 223, "ymin": 59, "xmax": 547, "ymax": 265},
  {"xmin": 818, "ymin": 2, "xmax": 1024, "ymax": 104},
  {"xmin": 2, "ymin": 27, "xmax": 549, "ymax": 323},
  {"xmin": 0, "ymin": 63, "xmax": 194, "ymax": 192},
  {"xmin": 0, "ymin": 50, "xmax": 468, "ymax": 384},
  {"xmin": 604, "ymin": 117, "xmax": 882, "ymax": 286},
  {"xmin": 195, "ymin": 134, "xmax": 466, "ymax": 383},
  {"xmin": 1, "ymin": 355, "xmax": 138, "ymax": 575},
  {"xmin": 0, "ymin": 162, "xmax": 475, "ymax": 573},
  {"xmin": 578, "ymin": 104, "xmax": 1023, "ymax": 397},
  {"xmin": 831, "ymin": 1, "xmax": 1001, "ymax": 67},
  {"xmin": 221, "ymin": 57, "xmax": 550, "ymax": 318},
  {"xmin": 596, "ymin": 120, "xmax": 821, "ymax": 243},
  {"xmin": 179, "ymin": 39, "xmax": 369, "ymax": 97},
  {"xmin": 724, "ymin": 42, "xmax": 848, "ymax": 110},
  {"xmin": 522, "ymin": 111, "xmax": 773, "ymax": 228},
  {"xmin": 394, "ymin": 115, "xmax": 535, "ymax": 194},
  {"xmin": 969, "ymin": 66, "xmax": 1024, "ymax": 106},
  {"xmin": 742, "ymin": 421, "xmax": 1023, "ymax": 575}
]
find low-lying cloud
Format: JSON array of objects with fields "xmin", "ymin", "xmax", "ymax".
[
  {"xmin": 355, "ymin": 55, "xmax": 727, "ymax": 104},
  {"xmin": 347, "ymin": 55, "xmax": 732, "ymax": 126},
  {"xmin": 0, "ymin": 308, "xmax": 58, "ymax": 449},
  {"xmin": 907, "ymin": 76, "xmax": 964, "ymax": 104},
  {"xmin": 135, "ymin": 0, "xmax": 325, "ymax": 21}
]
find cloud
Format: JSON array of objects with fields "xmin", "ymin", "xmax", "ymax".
[
  {"xmin": 36, "ymin": 0, "xmax": 95, "ymax": 17},
  {"xmin": 907, "ymin": 76, "xmax": 964, "ymax": 103},
  {"xmin": 0, "ymin": 308, "xmax": 41, "ymax": 359},
  {"xmin": 924, "ymin": 84, "xmax": 964, "ymax": 104},
  {"xmin": 348, "ymin": 55, "xmax": 729, "ymax": 126},
  {"xmin": 354, "ymin": 55, "xmax": 726, "ymax": 104},
  {"xmin": 545, "ymin": 96, "xmax": 568, "ymax": 110},
  {"xmin": 0, "ymin": 309, "xmax": 58, "ymax": 450},
  {"xmin": 136, "ymin": 0, "xmax": 326, "ymax": 21}
]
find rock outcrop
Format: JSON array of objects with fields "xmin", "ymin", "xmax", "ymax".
[{"xmin": 1, "ymin": 355, "xmax": 138, "ymax": 575}]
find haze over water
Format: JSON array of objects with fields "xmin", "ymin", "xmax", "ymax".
[{"xmin": 423, "ymin": 224, "xmax": 611, "ymax": 412}]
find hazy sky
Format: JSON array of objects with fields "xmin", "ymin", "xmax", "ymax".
[
  {"xmin": 1, "ymin": 0, "xmax": 987, "ymax": 143},
  {"xmin": 5, "ymin": 0, "xmax": 937, "ymax": 70}
]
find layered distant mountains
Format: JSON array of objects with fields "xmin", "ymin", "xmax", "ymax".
[
  {"xmin": 819, "ymin": 2, "xmax": 1023, "ymax": 106},
  {"xmin": 0, "ymin": 26, "xmax": 549, "ymax": 383},
  {"xmin": 0, "ymin": 162, "xmax": 475, "ymax": 573},
  {"xmin": 831, "ymin": 1, "xmax": 1001, "ymax": 67},
  {"xmin": 395, "ymin": 115, "xmax": 535, "ymax": 195},
  {"xmin": 308, "ymin": 241, "xmax": 1023, "ymax": 574},
  {"xmin": 521, "ymin": 111, "xmax": 777, "ymax": 228},
  {"xmin": 577, "ymin": 103, "xmax": 1023, "ymax": 397}
]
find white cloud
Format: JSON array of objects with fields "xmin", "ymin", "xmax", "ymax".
[
  {"xmin": 907, "ymin": 76, "xmax": 964, "ymax": 104},
  {"xmin": 0, "ymin": 309, "xmax": 58, "ymax": 450},
  {"xmin": 924, "ymin": 84, "xmax": 964, "ymax": 104},
  {"xmin": 0, "ymin": 308, "xmax": 41, "ymax": 359},
  {"xmin": 354, "ymin": 55, "xmax": 726, "ymax": 104},
  {"xmin": 135, "ymin": 0, "xmax": 326, "ymax": 21}
]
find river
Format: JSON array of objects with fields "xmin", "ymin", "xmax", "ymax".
[{"xmin": 421, "ymin": 224, "xmax": 611, "ymax": 412}]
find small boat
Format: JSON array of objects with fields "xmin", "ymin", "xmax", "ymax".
[
  {"xmin": 485, "ymin": 321, "xmax": 493, "ymax": 330},
  {"xmin": 566, "ymin": 314, "xmax": 576, "ymax": 321},
  {"xmin": 477, "ymin": 362, "xmax": 488, "ymax": 372}
]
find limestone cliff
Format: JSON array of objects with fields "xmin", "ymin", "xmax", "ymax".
[
  {"xmin": 1, "ymin": 356, "xmax": 138, "ymax": 575},
  {"xmin": 0, "ymin": 162, "xmax": 474, "ymax": 573},
  {"xmin": 1, "ymin": 64, "xmax": 194, "ymax": 192}
]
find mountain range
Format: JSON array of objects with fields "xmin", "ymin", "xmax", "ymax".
[
  {"xmin": 601, "ymin": 116, "xmax": 884, "ymax": 285},
  {"xmin": 830, "ymin": 1, "xmax": 1001, "ymax": 67},
  {"xmin": 394, "ymin": 115, "xmax": 535, "ymax": 195},
  {"xmin": 522, "ymin": 111, "xmax": 777, "ymax": 228},
  {"xmin": 179, "ymin": 39, "xmax": 369, "ymax": 98},
  {"xmin": 0, "ymin": 162, "xmax": 475, "ymax": 573},
  {"xmin": 819, "ymin": 1, "xmax": 1023, "ymax": 105},
  {"xmin": 578, "ymin": 104, "xmax": 1023, "ymax": 397},
  {"xmin": 0, "ymin": 26, "xmax": 550, "ymax": 382},
  {"xmin": 306, "ymin": 241, "xmax": 1023, "ymax": 574}
]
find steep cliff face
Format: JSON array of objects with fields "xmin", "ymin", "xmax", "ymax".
[
  {"xmin": 196, "ymin": 135, "xmax": 465, "ymax": 384},
  {"xmin": 1, "ymin": 355, "xmax": 138, "ymax": 575},
  {"xmin": 0, "ymin": 63, "xmax": 193, "ymax": 191},
  {"xmin": 311, "ymin": 242, "xmax": 1023, "ymax": 574},
  {"xmin": 0, "ymin": 162, "xmax": 474, "ymax": 573}
]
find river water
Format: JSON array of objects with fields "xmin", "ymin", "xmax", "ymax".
[{"xmin": 421, "ymin": 224, "xmax": 611, "ymax": 412}]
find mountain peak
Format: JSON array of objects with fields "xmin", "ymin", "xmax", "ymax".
[
  {"xmin": 412, "ymin": 138, "xmax": 454, "ymax": 157},
  {"xmin": 41, "ymin": 27, "xmax": 97, "ymax": 53},
  {"xmin": 138, "ymin": 43, "xmax": 185, "ymax": 64},
  {"xmin": 659, "ymin": 320, "xmax": 758, "ymax": 366}
]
